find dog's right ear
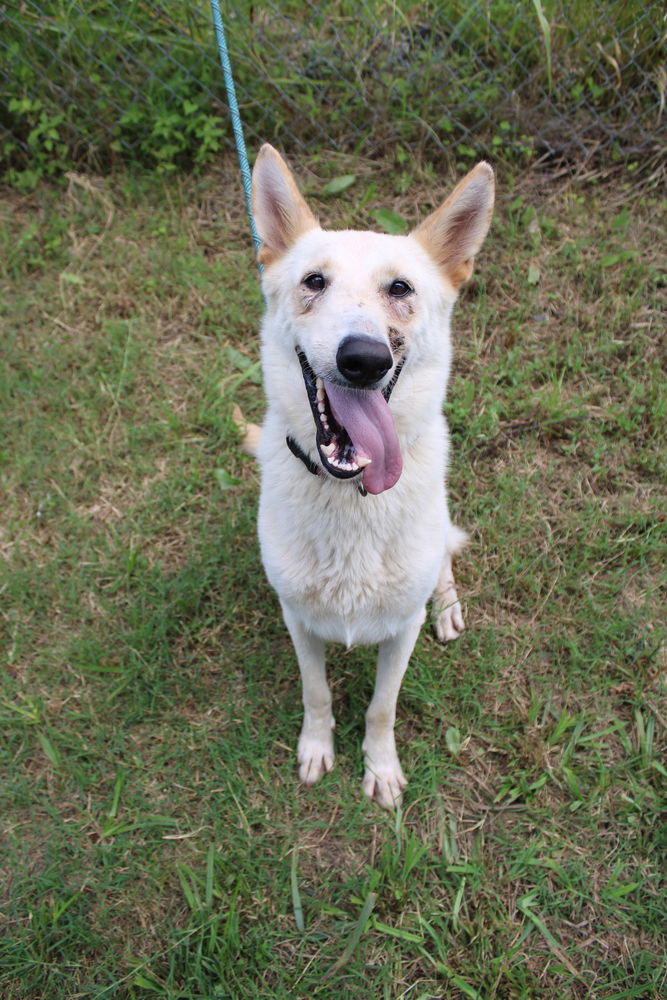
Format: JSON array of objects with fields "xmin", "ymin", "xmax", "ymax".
[{"xmin": 252, "ymin": 144, "xmax": 318, "ymax": 266}]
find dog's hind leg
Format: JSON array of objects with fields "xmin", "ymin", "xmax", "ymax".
[
  {"xmin": 433, "ymin": 524, "xmax": 467, "ymax": 643},
  {"xmin": 433, "ymin": 551, "xmax": 465, "ymax": 642},
  {"xmin": 362, "ymin": 611, "xmax": 424, "ymax": 809},
  {"xmin": 280, "ymin": 602, "xmax": 335, "ymax": 785}
]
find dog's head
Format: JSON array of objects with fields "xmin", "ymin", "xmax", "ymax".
[{"xmin": 252, "ymin": 144, "xmax": 494, "ymax": 495}]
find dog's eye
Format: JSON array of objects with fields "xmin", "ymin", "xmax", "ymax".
[
  {"xmin": 303, "ymin": 273, "xmax": 326, "ymax": 292},
  {"xmin": 388, "ymin": 279, "xmax": 413, "ymax": 298}
]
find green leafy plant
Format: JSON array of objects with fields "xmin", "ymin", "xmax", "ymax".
[{"xmin": 2, "ymin": 0, "xmax": 662, "ymax": 185}]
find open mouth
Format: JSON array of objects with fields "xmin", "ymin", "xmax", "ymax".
[{"xmin": 296, "ymin": 349, "xmax": 404, "ymax": 495}]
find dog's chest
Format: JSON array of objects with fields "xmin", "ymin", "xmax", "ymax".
[
  {"xmin": 258, "ymin": 470, "xmax": 446, "ymax": 643},
  {"xmin": 296, "ymin": 506, "xmax": 405, "ymax": 608}
]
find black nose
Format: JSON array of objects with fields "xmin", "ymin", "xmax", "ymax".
[{"xmin": 336, "ymin": 335, "xmax": 392, "ymax": 387}]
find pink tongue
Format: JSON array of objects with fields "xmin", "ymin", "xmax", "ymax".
[{"xmin": 325, "ymin": 383, "xmax": 402, "ymax": 494}]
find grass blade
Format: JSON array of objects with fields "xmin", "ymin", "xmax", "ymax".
[
  {"xmin": 370, "ymin": 917, "xmax": 423, "ymax": 944},
  {"xmin": 518, "ymin": 893, "xmax": 583, "ymax": 979},
  {"xmin": 531, "ymin": 0, "xmax": 553, "ymax": 93},
  {"xmin": 108, "ymin": 770, "xmax": 125, "ymax": 819},
  {"xmin": 205, "ymin": 843, "xmax": 215, "ymax": 910},
  {"xmin": 290, "ymin": 847, "xmax": 305, "ymax": 933},
  {"xmin": 38, "ymin": 731, "xmax": 60, "ymax": 767},
  {"xmin": 322, "ymin": 891, "xmax": 377, "ymax": 981}
]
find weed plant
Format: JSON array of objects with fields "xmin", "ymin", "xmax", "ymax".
[
  {"xmin": 0, "ymin": 156, "xmax": 665, "ymax": 998},
  {"xmin": 2, "ymin": 0, "xmax": 664, "ymax": 185}
]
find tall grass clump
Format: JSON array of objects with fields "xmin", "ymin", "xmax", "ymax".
[{"xmin": 2, "ymin": 0, "xmax": 664, "ymax": 186}]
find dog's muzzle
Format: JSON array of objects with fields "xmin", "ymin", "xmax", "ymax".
[{"xmin": 294, "ymin": 346, "xmax": 405, "ymax": 495}]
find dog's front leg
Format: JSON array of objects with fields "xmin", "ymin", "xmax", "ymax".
[
  {"xmin": 363, "ymin": 613, "xmax": 424, "ymax": 809},
  {"xmin": 280, "ymin": 602, "xmax": 335, "ymax": 785}
]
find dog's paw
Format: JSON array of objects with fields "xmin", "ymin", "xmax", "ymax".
[
  {"xmin": 362, "ymin": 753, "xmax": 407, "ymax": 810},
  {"xmin": 433, "ymin": 591, "xmax": 465, "ymax": 643},
  {"xmin": 297, "ymin": 730, "xmax": 334, "ymax": 785}
]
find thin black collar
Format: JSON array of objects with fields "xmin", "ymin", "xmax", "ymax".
[
  {"xmin": 285, "ymin": 435, "xmax": 368, "ymax": 496},
  {"xmin": 285, "ymin": 435, "xmax": 320, "ymax": 476}
]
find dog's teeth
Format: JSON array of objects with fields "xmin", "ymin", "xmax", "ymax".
[
  {"xmin": 316, "ymin": 382, "xmax": 325, "ymax": 402},
  {"xmin": 356, "ymin": 456, "xmax": 372, "ymax": 468},
  {"xmin": 321, "ymin": 442, "xmax": 335, "ymax": 457},
  {"xmin": 318, "ymin": 401, "xmax": 326, "ymax": 413}
]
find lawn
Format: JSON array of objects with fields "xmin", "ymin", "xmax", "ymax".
[{"xmin": 1, "ymin": 155, "xmax": 665, "ymax": 999}]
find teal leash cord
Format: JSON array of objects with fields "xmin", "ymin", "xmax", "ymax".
[{"xmin": 209, "ymin": 0, "xmax": 262, "ymax": 268}]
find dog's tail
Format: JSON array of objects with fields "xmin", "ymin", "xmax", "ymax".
[{"xmin": 232, "ymin": 404, "xmax": 261, "ymax": 458}]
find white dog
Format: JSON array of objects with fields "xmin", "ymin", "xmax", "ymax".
[{"xmin": 246, "ymin": 145, "xmax": 494, "ymax": 808}]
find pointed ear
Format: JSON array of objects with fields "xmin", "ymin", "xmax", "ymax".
[
  {"xmin": 251, "ymin": 144, "xmax": 318, "ymax": 266},
  {"xmin": 413, "ymin": 162, "xmax": 494, "ymax": 289}
]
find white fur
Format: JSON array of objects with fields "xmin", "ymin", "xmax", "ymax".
[{"xmin": 250, "ymin": 145, "xmax": 494, "ymax": 808}]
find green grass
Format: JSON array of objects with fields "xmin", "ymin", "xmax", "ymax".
[{"xmin": 1, "ymin": 157, "xmax": 665, "ymax": 999}]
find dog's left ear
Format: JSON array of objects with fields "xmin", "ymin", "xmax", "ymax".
[
  {"xmin": 252, "ymin": 144, "xmax": 318, "ymax": 267},
  {"xmin": 413, "ymin": 162, "xmax": 494, "ymax": 290}
]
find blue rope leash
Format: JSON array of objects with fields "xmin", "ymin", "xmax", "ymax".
[{"xmin": 209, "ymin": 0, "xmax": 262, "ymax": 267}]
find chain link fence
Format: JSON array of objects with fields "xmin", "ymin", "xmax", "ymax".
[{"xmin": 2, "ymin": 1, "xmax": 665, "ymax": 182}]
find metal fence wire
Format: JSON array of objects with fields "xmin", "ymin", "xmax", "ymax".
[{"xmin": 2, "ymin": 1, "xmax": 665, "ymax": 179}]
